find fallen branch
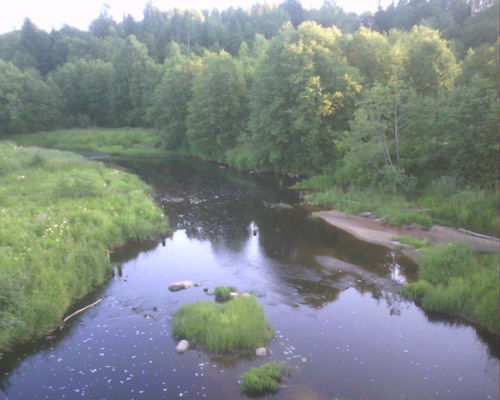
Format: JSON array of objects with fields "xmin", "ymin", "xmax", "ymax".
[
  {"xmin": 458, "ymin": 228, "xmax": 499, "ymax": 241},
  {"xmin": 61, "ymin": 298, "xmax": 103, "ymax": 328}
]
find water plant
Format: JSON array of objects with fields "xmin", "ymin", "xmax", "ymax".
[
  {"xmin": 171, "ymin": 296, "xmax": 274, "ymax": 353},
  {"xmin": 402, "ymin": 243, "xmax": 499, "ymax": 334},
  {"xmin": 214, "ymin": 285, "xmax": 237, "ymax": 302},
  {"xmin": 0, "ymin": 143, "xmax": 168, "ymax": 351},
  {"xmin": 241, "ymin": 362, "xmax": 283, "ymax": 395}
]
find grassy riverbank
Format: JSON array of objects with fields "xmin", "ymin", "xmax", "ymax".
[
  {"xmin": 294, "ymin": 176, "xmax": 499, "ymax": 236},
  {"xmin": 0, "ymin": 143, "xmax": 168, "ymax": 351},
  {"xmin": 6, "ymin": 128, "xmax": 168, "ymax": 158},
  {"xmin": 402, "ymin": 243, "xmax": 499, "ymax": 335}
]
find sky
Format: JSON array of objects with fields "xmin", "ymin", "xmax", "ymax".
[{"xmin": 0, "ymin": 0, "xmax": 392, "ymax": 34}]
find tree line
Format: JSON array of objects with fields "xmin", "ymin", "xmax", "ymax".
[{"xmin": 0, "ymin": 0, "xmax": 497, "ymax": 189}]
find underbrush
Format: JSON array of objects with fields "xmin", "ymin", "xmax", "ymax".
[
  {"xmin": 0, "ymin": 143, "xmax": 168, "ymax": 351},
  {"xmin": 402, "ymin": 243, "xmax": 499, "ymax": 335},
  {"xmin": 296, "ymin": 175, "xmax": 498, "ymax": 235},
  {"xmin": 171, "ymin": 296, "xmax": 274, "ymax": 353},
  {"xmin": 241, "ymin": 362, "xmax": 283, "ymax": 395},
  {"xmin": 6, "ymin": 128, "xmax": 167, "ymax": 157}
]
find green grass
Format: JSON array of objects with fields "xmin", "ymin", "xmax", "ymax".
[
  {"xmin": 0, "ymin": 142, "xmax": 168, "ymax": 351},
  {"xmin": 393, "ymin": 235, "xmax": 430, "ymax": 249},
  {"xmin": 171, "ymin": 296, "xmax": 274, "ymax": 353},
  {"xmin": 402, "ymin": 243, "xmax": 499, "ymax": 335},
  {"xmin": 241, "ymin": 362, "xmax": 283, "ymax": 395},
  {"xmin": 214, "ymin": 286, "xmax": 237, "ymax": 302},
  {"xmin": 5, "ymin": 128, "xmax": 168, "ymax": 158},
  {"xmin": 296, "ymin": 176, "xmax": 498, "ymax": 235}
]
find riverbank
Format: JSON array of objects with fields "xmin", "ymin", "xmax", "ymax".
[
  {"xmin": 313, "ymin": 209, "xmax": 499, "ymax": 263},
  {"xmin": 313, "ymin": 209, "xmax": 499, "ymax": 335},
  {"xmin": 0, "ymin": 143, "xmax": 168, "ymax": 351},
  {"xmin": 5, "ymin": 128, "xmax": 169, "ymax": 158}
]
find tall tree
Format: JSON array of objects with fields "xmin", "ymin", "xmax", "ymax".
[{"xmin": 186, "ymin": 51, "xmax": 248, "ymax": 160}]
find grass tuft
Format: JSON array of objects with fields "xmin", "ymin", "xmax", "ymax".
[
  {"xmin": 393, "ymin": 235, "xmax": 430, "ymax": 249},
  {"xmin": 241, "ymin": 362, "xmax": 283, "ymax": 395},
  {"xmin": 172, "ymin": 296, "xmax": 274, "ymax": 353},
  {"xmin": 214, "ymin": 286, "xmax": 237, "ymax": 302}
]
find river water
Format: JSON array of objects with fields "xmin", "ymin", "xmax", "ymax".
[{"xmin": 1, "ymin": 156, "xmax": 498, "ymax": 400}]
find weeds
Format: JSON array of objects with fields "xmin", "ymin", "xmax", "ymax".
[
  {"xmin": 214, "ymin": 286, "xmax": 237, "ymax": 302},
  {"xmin": 172, "ymin": 296, "xmax": 274, "ymax": 353},
  {"xmin": 0, "ymin": 143, "xmax": 168, "ymax": 351},
  {"xmin": 241, "ymin": 362, "xmax": 283, "ymax": 395},
  {"xmin": 393, "ymin": 235, "xmax": 430, "ymax": 249},
  {"xmin": 402, "ymin": 243, "xmax": 499, "ymax": 334}
]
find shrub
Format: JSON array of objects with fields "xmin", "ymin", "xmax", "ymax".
[
  {"xmin": 172, "ymin": 296, "xmax": 274, "ymax": 353},
  {"xmin": 241, "ymin": 362, "xmax": 283, "ymax": 395},
  {"xmin": 214, "ymin": 285, "xmax": 237, "ymax": 302}
]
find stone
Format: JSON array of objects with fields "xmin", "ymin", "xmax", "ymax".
[
  {"xmin": 168, "ymin": 281, "xmax": 194, "ymax": 292},
  {"xmin": 194, "ymin": 281, "xmax": 203, "ymax": 287},
  {"xmin": 255, "ymin": 347, "xmax": 267, "ymax": 357},
  {"xmin": 176, "ymin": 340, "xmax": 189, "ymax": 353}
]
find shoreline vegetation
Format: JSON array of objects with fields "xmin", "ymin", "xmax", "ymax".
[{"xmin": 0, "ymin": 142, "xmax": 168, "ymax": 352}]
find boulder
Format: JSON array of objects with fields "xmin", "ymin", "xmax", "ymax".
[
  {"xmin": 255, "ymin": 347, "xmax": 267, "ymax": 357},
  {"xmin": 169, "ymin": 281, "xmax": 193, "ymax": 292},
  {"xmin": 176, "ymin": 340, "xmax": 189, "ymax": 353}
]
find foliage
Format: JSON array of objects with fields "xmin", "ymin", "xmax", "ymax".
[
  {"xmin": 0, "ymin": 60, "xmax": 61, "ymax": 136},
  {"xmin": 214, "ymin": 286, "xmax": 238, "ymax": 302},
  {"xmin": 393, "ymin": 235, "xmax": 430, "ymax": 249},
  {"xmin": 7, "ymin": 128, "xmax": 166, "ymax": 158},
  {"xmin": 186, "ymin": 51, "xmax": 248, "ymax": 161},
  {"xmin": 241, "ymin": 362, "xmax": 283, "ymax": 395},
  {"xmin": 0, "ymin": 143, "xmax": 168, "ymax": 351},
  {"xmin": 171, "ymin": 296, "xmax": 274, "ymax": 353},
  {"xmin": 402, "ymin": 243, "xmax": 499, "ymax": 335}
]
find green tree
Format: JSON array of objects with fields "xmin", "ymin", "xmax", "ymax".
[
  {"xmin": 247, "ymin": 22, "xmax": 362, "ymax": 173},
  {"xmin": 147, "ymin": 50, "xmax": 201, "ymax": 149},
  {"xmin": 110, "ymin": 35, "xmax": 160, "ymax": 126},
  {"xmin": 0, "ymin": 61, "xmax": 61, "ymax": 136},
  {"xmin": 186, "ymin": 51, "xmax": 248, "ymax": 160}
]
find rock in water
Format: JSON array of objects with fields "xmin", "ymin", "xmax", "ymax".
[
  {"xmin": 255, "ymin": 347, "xmax": 267, "ymax": 357},
  {"xmin": 168, "ymin": 281, "xmax": 194, "ymax": 292},
  {"xmin": 176, "ymin": 340, "xmax": 189, "ymax": 353}
]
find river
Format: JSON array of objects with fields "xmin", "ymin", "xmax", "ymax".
[{"xmin": 0, "ymin": 156, "xmax": 498, "ymax": 400}]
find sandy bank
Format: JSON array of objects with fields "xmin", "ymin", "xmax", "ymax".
[{"xmin": 313, "ymin": 210, "xmax": 499, "ymax": 263}]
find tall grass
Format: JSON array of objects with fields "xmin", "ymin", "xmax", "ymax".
[
  {"xmin": 5, "ymin": 128, "xmax": 168, "ymax": 158},
  {"xmin": 241, "ymin": 362, "xmax": 283, "ymax": 394},
  {"xmin": 296, "ymin": 175, "xmax": 499, "ymax": 235},
  {"xmin": 402, "ymin": 243, "xmax": 499, "ymax": 335},
  {"xmin": 172, "ymin": 296, "xmax": 274, "ymax": 353},
  {"xmin": 0, "ymin": 143, "xmax": 168, "ymax": 351}
]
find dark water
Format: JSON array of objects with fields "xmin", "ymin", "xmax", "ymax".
[{"xmin": 1, "ymin": 156, "xmax": 498, "ymax": 400}]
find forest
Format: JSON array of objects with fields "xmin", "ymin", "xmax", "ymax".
[{"xmin": 0, "ymin": 0, "xmax": 497, "ymax": 190}]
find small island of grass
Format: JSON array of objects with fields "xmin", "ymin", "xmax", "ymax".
[
  {"xmin": 241, "ymin": 362, "xmax": 284, "ymax": 395},
  {"xmin": 172, "ymin": 296, "xmax": 274, "ymax": 353}
]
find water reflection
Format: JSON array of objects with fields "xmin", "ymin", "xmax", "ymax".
[{"xmin": 0, "ymin": 155, "xmax": 497, "ymax": 400}]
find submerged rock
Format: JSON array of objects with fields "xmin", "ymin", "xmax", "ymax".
[
  {"xmin": 194, "ymin": 281, "xmax": 204, "ymax": 287},
  {"xmin": 255, "ymin": 347, "xmax": 267, "ymax": 357},
  {"xmin": 168, "ymin": 281, "xmax": 194, "ymax": 292},
  {"xmin": 176, "ymin": 340, "xmax": 189, "ymax": 353}
]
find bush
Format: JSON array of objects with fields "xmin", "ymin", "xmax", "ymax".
[
  {"xmin": 214, "ymin": 285, "xmax": 237, "ymax": 302},
  {"xmin": 241, "ymin": 362, "xmax": 283, "ymax": 395},
  {"xmin": 172, "ymin": 296, "xmax": 274, "ymax": 353}
]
